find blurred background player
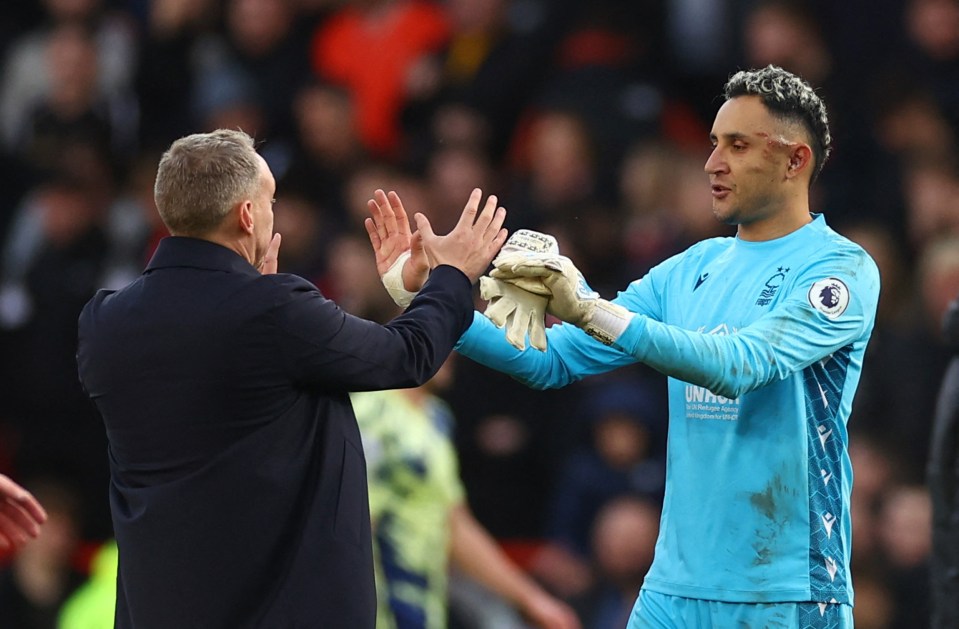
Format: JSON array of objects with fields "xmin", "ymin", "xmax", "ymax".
[{"xmin": 350, "ymin": 356, "xmax": 580, "ymax": 629}]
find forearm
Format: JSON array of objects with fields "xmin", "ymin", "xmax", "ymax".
[
  {"xmin": 616, "ymin": 306, "xmax": 862, "ymax": 399},
  {"xmin": 448, "ymin": 504, "xmax": 548, "ymax": 614},
  {"xmin": 457, "ymin": 313, "xmax": 612, "ymax": 390}
]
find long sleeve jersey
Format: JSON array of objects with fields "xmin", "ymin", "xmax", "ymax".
[{"xmin": 457, "ymin": 214, "xmax": 880, "ymax": 604}]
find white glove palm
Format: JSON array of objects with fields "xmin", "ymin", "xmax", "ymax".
[
  {"xmin": 478, "ymin": 229, "xmax": 559, "ymax": 351},
  {"xmin": 480, "ymin": 276, "xmax": 548, "ymax": 351}
]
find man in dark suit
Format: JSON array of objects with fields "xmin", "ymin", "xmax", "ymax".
[{"xmin": 76, "ymin": 128, "xmax": 507, "ymax": 628}]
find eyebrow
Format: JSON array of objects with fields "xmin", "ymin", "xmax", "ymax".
[{"xmin": 710, "ymin": 131, "xmax": 750, "ymax": 143}]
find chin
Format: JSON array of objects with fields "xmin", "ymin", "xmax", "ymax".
[{"xmin": 712, "ymin": 206, "xmax": 737, "ymax": 226}]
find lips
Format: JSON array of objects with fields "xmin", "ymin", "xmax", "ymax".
[{"xmin": 711, "ymin": 183, "xmax": 731, "ymax": 199}]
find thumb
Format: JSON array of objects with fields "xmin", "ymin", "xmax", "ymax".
[
  {"xmin": 409, "ymin": 231, "xmax": 428, "ymax": 271},
  {"xmin": 413, "ymin": 213, "xmax": 435, "ymax": 240}
]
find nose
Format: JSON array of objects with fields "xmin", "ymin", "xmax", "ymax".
[{"xmin": 704, "ymin": 146, "xmax": 726, "ymax": 176}]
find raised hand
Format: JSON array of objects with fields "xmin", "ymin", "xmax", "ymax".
[
  {"xmin": 257, "ymin": 233, "xmax": 282, "ymax": 275},
  {"xmin": 365, "ymin": 189, "xmax": 429, "ymax": 293},
  {"xmin": 413, "ymin": 188, "xmax": 508, "ymax": 283}
]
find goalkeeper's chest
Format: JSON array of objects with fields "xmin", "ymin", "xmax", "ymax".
[{"xmin": 667, "ymin": 261, "xmax": 800, "ymax": 331}]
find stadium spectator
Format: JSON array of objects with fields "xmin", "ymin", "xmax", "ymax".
[
  {"xmin": 570, "ymin": 496, "xmax": 660, "ymax": 629},
  {"xmin": 0, "ymin": 0, "xmax": 137, "ymax": 153},
  {"xmin": 310, "ymin": 0, "xmax": 451, "ymax": 158}
]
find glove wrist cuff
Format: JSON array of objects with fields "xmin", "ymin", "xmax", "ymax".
[
  {"xmin": 382, "ymin": 251, "xmax": 417, "ymax": 308},
  {"xmin": 583, "ymin": 299, "xmax": 633, "ymax": 345}
]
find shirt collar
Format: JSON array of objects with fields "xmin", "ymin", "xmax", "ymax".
[{"xmin": 145, "ymin": 236, "xmax": 259, "ymax": 277}]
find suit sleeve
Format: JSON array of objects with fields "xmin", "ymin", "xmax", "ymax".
[
  {"xmin": 615, "ymin": 250, "xmax": 881, "ymax": 399},
  {"xmin": 270, "ymin": 265, "xmax": 474, "ymax": 391}
]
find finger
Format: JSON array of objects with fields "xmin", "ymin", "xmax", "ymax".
[
  {"xmin": 0, "ymin": 476, "xmax": 46, "ymax": 525},
  {"xmin": 371, "ymin": 190, "xmax": 390, "ymax": 241},
  {"xmin": 479, "ymin": 276, "xmax": 502, "ymax": 300},
  {"xmin": 260, "ymin": 233, "xmax": 282, "ymax": 274},
  {"xmin": 488, "ymin": 222, "xmax": 508, "ymax": 254},
  {"xmin": 496, "ymin": 261, "xmax": 553, "ymax": 279},
  {"xmin": 0, "ymin": 500, "xmax": 42, "ymax": 538},
  {"xmin": 387, "ymin": 190, "xmax": 412, "ymax": 237},
  {"xmin": 505, "ymin": 308, "xmax": 528, "ymax": 350},
  {"xmin": 454, "ymin": 188, "xmax": 483, "ymax": 230},
  {"xmin": 366, "ymin": 200, "xmax": 384, "ymax": 243},
  {"xmin": 0, "ymin": 510, "xmax": 29, "ymax": 548},
  {"xmin": 472, "ymin": 194, "xmax": 499, "ymax": 232},
  {"xmin": 381, "ymin": 190, "xmax": 401, "ymax": 238},
  {"xmin": 364, "ymin": 217, "xmax": 382, "ymax": 249},
  {"xmin": 530, "ymin": 312, "xmax": 548, "ymax": 351},
  {"xmin": 482, "ymin": 205, "xmax": 507, "ymax": 241},
  {"xmin": 413, "ymin": 213, "xmax": 436, "ymax": 241},
  {"xmin": 409, "ymin": 231, "xmax": 429, "ymax": 273}
]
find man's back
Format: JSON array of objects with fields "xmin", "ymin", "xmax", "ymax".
[{"xmin": 78, "ymin": 237, "xmax": 475, "ymax": 628}]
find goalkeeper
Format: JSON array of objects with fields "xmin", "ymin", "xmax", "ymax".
[{"xmin": 367, "ymin": 65, "xmax": 880, "ymax": 629}]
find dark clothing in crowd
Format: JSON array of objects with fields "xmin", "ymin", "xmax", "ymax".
[{"xmin": 929, "ymin": 295, "xmax": 959, "ymax": 629}]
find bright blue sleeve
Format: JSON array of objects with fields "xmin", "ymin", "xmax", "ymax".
[
  {"xmin": 615, "ymin": 247, "xmax": 880, "ymax": 399},
  {"xmin": 455, "ymin": 258, "xmax": 674, "ymax": 389}
]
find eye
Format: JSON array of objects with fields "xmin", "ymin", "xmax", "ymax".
[
  {"xmin": 271, "ymin": 197, "xmax": 277, "ymax": 205},
  {"xmin": 732, "ymin": 143, "xmax": 747, "ymax": 151}
]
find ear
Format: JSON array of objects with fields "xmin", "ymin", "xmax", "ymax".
[
  {"xmin": 785, "ymin": 144, "xmax": 813, "ymax": 180},
  {"xmin": 238, "ymin": 201, "xmax": 255, "ymax": 235}
]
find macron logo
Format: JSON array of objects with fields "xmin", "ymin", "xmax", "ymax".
[{"xmin": 694, "ymin": 272, "xmax": 710, "ymax": 291}]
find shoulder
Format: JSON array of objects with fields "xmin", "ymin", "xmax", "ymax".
[
  {"xmin": 254, "ymin": 273, "xmax": 327, "ymax": 306},
  {"xmin": 670, "ymin": 236, "xmax": 735, "ymax": 266},
  {"xmin": 809, "ymin": 226, "xmax": 880, "ymax": 283},
  {"xmin": 637, "ymin": 236, "xmax": 734, "ymax": 282}
]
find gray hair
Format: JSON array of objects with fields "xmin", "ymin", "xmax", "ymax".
[
  {"xmin": 154, "ymin": 129, "xmax": 261, "ymax": 236},
  {"xmin": 724, "ymin": 65, "xmax": 832, "ymax": 182}
]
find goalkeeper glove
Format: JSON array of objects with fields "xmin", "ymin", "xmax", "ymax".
[
  {"xmin": 492, "ymin": 254, "xmax": 634, "ymax": 346},
  {"xmin": 477, "ymin": 229, "xmax": 559, "ymax": 351},
  {"xmin": 480, "ymin": 276, "xmax": 548, "ymax": 351}
]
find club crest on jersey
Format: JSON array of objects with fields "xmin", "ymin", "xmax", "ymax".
[
  {"xmin": 756, "ymin": 267, "xmax": 790, "ymax": 306},
  {"xmin": 808, "ymin": 278, "xmax": 850, "ymax": 319}
]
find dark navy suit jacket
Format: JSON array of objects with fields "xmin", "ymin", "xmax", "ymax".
[{"xmin": 76, "ymin": 237, "xmax": 475, "ymax": 628}]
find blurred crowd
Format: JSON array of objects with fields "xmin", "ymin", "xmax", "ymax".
[{"xmin": 0, "ymin": 0, "xmax": 957, "ymax": 627}]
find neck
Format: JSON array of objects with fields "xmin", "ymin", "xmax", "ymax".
[
  {"xmin": 738, "ymin": 187, "xmax": 812, "ymax": 241},
  {"xmin": 737, "ymin": 210, "xmax": 813, "ymax": 241},
  {"xmin": 201, "ymin": 229, "xmax": 256, "ymax": 267}
]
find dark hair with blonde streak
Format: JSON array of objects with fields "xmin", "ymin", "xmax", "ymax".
[{"xmin": 154, "ymin": 129, "xmax": 261, "ymax": 236}]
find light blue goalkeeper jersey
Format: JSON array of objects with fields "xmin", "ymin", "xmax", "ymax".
[{"xmin": 456, "ymin": 214, "xmax": 879, "ymax": 605}]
